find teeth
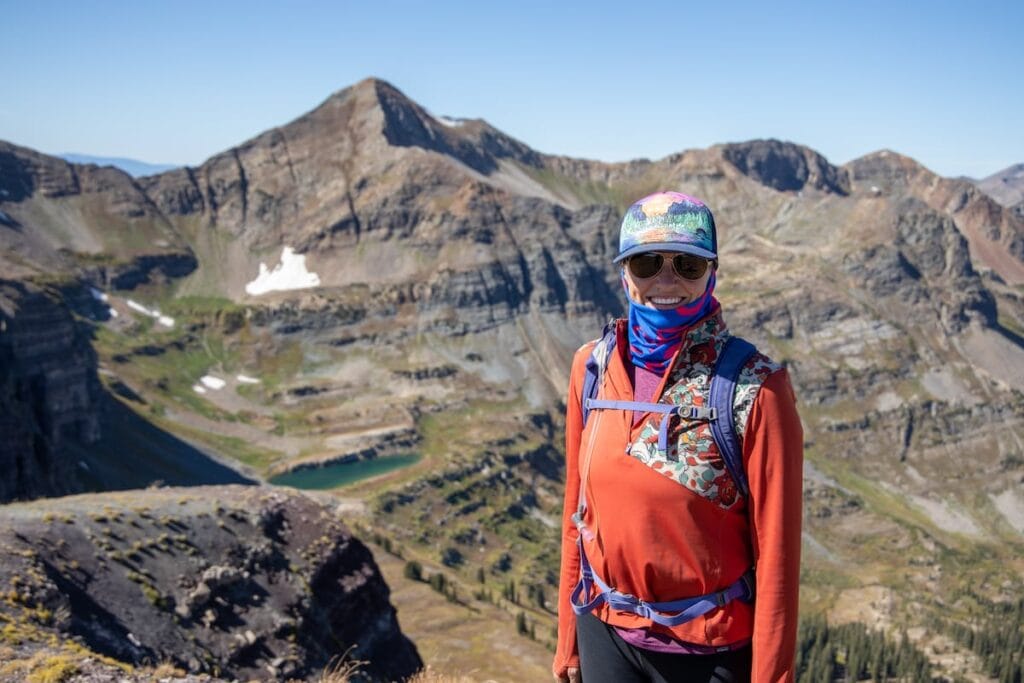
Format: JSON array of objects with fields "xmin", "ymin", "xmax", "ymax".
[{"xmin": 651, "ymin": 297, "xmax": 682, "ymax": 304}]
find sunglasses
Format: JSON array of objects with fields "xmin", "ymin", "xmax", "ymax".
[{"xmin": 626, "ymin": 252, "xmax": 711, "ymax": 280}]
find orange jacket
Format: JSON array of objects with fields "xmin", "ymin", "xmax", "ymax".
[{"xmin": 554, "ymin": 311, "xmax": 803, "ymax": 682}]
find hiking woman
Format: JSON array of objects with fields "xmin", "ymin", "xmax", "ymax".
[{"xmin": 553, "ymin": 192, "xmax": 803, "ymax": 683}]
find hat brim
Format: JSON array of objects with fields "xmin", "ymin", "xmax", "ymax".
[{"xmin": 613, "ymin": 242, "xmax": 717, "ymax": 263}]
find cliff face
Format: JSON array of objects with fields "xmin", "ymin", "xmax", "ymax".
[
  {"xmin": 0, "ymin": 280, "xmax": 102, "ymax": 502},
  {"xmin": 0, "ymin": 485, "xmax": 422, "ymax": 682}
]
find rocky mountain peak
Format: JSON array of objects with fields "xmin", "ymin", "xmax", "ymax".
[
  {"xmin": 370, "ymin": 78, "xmax": 542, "ymax": 175},
  {"xmin": 845, "ymin": 148, "xmax": 928, "ymax": 188},
  {"xmin": 717, "ymin": 138, "xmax": 850, "ymax": 195}
]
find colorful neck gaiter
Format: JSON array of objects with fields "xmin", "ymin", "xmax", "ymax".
[{"xmin": 624, "ymin": 271, "xmax": 718, "ymax": 375}]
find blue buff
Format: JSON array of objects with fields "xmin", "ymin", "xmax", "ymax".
[{"xmin": 625, "ymin": 271, "xmax": 717, "ymax": 374}]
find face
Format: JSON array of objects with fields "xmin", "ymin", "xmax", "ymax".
[{"xmin": 622, "ymin": 252, "xmax": 714, "ymax": 310}]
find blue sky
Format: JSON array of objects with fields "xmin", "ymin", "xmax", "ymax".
[{"xmin": 2, "ymin": 1, "xmax": 1021, "ymax": 178}]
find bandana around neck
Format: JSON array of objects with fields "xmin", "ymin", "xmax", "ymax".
[{"xmin": 624, "ymin": 271, "xmax": 718, "ymax": 375}]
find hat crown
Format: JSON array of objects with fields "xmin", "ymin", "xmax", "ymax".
[{"xmin": 616, "ymin": 191, "xmax": 717, "ymax": 262}]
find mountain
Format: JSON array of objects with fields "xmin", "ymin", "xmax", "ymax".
[
  {"xmin": 59, "ymin": 153, "xmax": 179, "ymax": 178},
  {"xmin": 975, "ymin": 162, "xmax": 1024, "ymax": 209},
  {"xmin": 1, "ymin": 77, "xmax": 1023, "ymax": 680}
]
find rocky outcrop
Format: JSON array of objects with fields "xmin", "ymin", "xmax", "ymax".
[
  {"xmin": 0, "ymin": 486, "xmax": 422, "ymax": 682},
  {"xmin": 0, "ymin": 280, "xmax": 102, "ymax": 502},
  {"xmin": 719, "ymin": 139, "xmax": 851, "ymax": 194},
  {"xmin": 839, "ymin": 198, "xmax": 996, "ymax": 333}
]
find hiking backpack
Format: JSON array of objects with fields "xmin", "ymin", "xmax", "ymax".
[
  {"xmin": 580, "ymin": 322, "xmax": 758, "ymax": 497},
  {"xmin": 567, "ymin": 321, "xmax": 760, "ymax": 626}
]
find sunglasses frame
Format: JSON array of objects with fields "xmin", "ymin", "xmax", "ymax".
[{"xmin": 626, "ymin": 252, "xmax": 712, "ymax": 281}]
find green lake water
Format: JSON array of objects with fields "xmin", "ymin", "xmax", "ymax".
[{"xmin": 269, "ymin": 453, "xmax": 422, "ymax": 490}]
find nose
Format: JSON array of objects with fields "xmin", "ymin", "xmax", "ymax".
[{"xmin": 654, "ymin": 261, "xmax": 679, "ymax": 283}]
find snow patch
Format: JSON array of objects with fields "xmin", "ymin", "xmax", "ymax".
[
  {"xmin": 200, "ymin": 375, "xmax": 226, "ymax": 390},
  {"xmin": 236, "ymin": 374, "xmax": 261, "ymax": 384},
  {"xmin": 108, "ymin": 308, "xmax": 118, "ymax": 318},
  {"xmin": 192, "ymin": 385, "xmax": 207, "ymax": 394},
  {"xmin": 89, "ymin": 287, "xmax": 109, "ymax": 302},
  {"xmin": 126, "ymin": 299, "xmax": 174, "ymax": 328},
  {"xmin": 437, "ymin": 115, "xmax": 465, "ymax": 128},
  {"xmin": 245, "ymin": 246, "xmax": 320, "ymax": 296}
]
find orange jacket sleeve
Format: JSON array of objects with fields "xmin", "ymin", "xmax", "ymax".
[
  {"xmin": 744, "ymin": 368, "xmax": 804, "ymax": 682},
  {"xmin": 552, "ymin": 345, "xmax": 590, "ymax": 679}
]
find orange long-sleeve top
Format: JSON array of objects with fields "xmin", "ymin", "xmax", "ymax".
[{"xmin": 554, "ymin": 313, "xmax": 804, "ymax": 682}]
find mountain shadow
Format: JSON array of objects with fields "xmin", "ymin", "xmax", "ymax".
[{"xmin": 70, "ymin": 391, "xmax": 256, "ymax": 493}]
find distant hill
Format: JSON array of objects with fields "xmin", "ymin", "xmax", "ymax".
[
  {"xmin": 59, "ymin": 152, "xmax": 179, "ymax": 177},
  {"xmin": 975, "ymin": 162, "xmax": 1024, "ymax": 208}
]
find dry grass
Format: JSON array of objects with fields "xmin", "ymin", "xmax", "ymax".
[
  {"xmin": 0, "ymin": 651, "xmax": 79, "ymax": 683},
  {"xmin": 315, "ymin": 648, "xmax": 367, "ymax": 683},
  {"xmin": 315, "ymin": 653, "xmax": 479, "ymax": 683},
  {"xmin": 406, "ymin": 668, "xmax": 480, "ymax": 683}
]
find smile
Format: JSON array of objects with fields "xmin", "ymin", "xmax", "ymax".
[{"xmin": 649, "ymin": 296, "xmax": 684, "ymax": 305}]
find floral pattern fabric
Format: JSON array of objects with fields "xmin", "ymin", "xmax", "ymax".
[{"xmin": 626, "ymin": 312, "xmax": 780, "ymax": 510}]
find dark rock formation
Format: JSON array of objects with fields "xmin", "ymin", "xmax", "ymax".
[
  {"xmin": 0, "ymin": 280, "xmax": 102, "ymax": 502},
  {"xmin": 719, "ymin": 139, "xmax": 851, "ymax": 194},
  {"xmin": 839, "ymin": 199, "xmax": 995, "ymax": 333},
  {"xmin": 0, "ymin": 485, "xmax": 422, "ymax": 682}
]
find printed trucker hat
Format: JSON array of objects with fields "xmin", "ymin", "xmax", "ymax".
[{"xmin": 614, "ymin": 191, "xmax": 718, "ymax": 263}]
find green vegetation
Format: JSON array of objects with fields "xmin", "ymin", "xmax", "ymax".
[
  {"xmin": 796, "ymin": 616, "xmax": 932, "ymax": 682},
  {"xmin": 520, "ymin": 163, "xmax": 662, "ymax": 210},
  {"xmin": 938, "ymin": 597, "xmax": 1023, "ymax": 681},
  {"xmin": 403, "ymin": 561, "xmax": 423, "ymax": 581}
]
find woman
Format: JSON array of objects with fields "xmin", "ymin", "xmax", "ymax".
[{"xmin": 553, "ymin": 192, "xmax": 803, "ymax": 683}]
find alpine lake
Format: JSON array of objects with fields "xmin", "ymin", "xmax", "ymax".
[{"xmin": 269, "ymin": 453, "xmax": 422, "ymax": 490}]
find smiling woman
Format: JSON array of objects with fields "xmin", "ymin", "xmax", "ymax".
[{"xmin": 554, "ymin": 191, "xmax": 804, "ymax": 683}]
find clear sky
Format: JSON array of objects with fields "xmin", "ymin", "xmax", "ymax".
[{"xmin": 2, "ymin": 0, "xmax": 1021, "ymax": 179}]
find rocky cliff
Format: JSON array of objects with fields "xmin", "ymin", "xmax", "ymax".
[
  {"xmin": 0, "ymin": 485, "xmax": 421, "ymax": 682},
  {"xmin": 0, "ymin": 280, "xmax": 102, "ymax": 502}
]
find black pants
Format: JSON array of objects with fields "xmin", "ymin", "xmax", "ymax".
[{"xmin": 576, "ymin": 613, "xmax": 752, "ymax": 683}]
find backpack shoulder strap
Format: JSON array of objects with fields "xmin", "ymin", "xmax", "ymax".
[
  {"xmin": 581, "ymin": 320, "xmax": 618, "ymax": 427},
  {"xmin": 709, "ymin": 336, "xmax": 758, "ymax": 498}
]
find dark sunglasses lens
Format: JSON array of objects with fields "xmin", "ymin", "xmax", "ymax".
[
  {"xmin": 622, "ymin": 253, "xmax": 663, "ymax": 280},
  {"xmin": 628, "ymin": 253, "xmax": 664, "ymax": 279},
  {"xmin": 672, "ymin": 255, "xmax": 708, "ymax": 280}
]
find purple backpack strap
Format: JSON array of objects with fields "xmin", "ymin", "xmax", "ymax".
[
  {"xmin": 708, "ymin": 336, "xmax": 758, "ymax": 498},
  {"xmin": 581, "ymin": 321, "xmax": 617, "ymax": 427}
]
